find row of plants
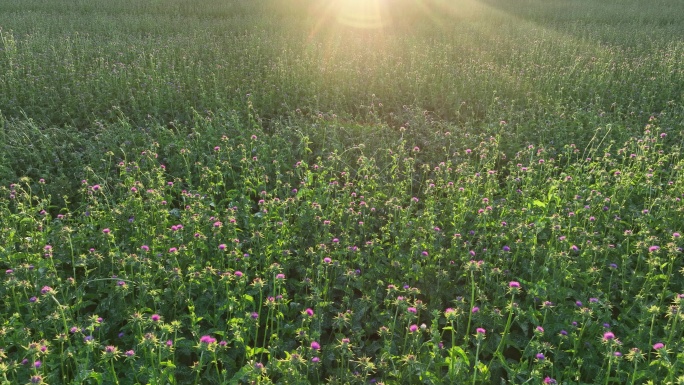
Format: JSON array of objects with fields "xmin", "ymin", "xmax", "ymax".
[{"xmin": 1, "ymin": 111, "xmax": 682, "ymax": 383}]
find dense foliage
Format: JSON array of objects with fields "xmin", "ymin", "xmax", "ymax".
[{"xmin": 0, "ymin": 0, "xmax": 683, "ymax": 384}]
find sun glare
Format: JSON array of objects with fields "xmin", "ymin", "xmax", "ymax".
[
  {"xmin": 308, "ymin": 0, "xmax": 461, "ymax": 35},
  {"xmin": 308, "ymin": 0, "xmax": 393, "ymax": 34},
  {"xmin": 334, "ymin": 0, "xmax": 388, "ymax": 29}
]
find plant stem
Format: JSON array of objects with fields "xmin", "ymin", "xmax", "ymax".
[
  {"xmin": 465, "ymin": 270, "xmax": 475, "ymax": 344},
  {"xmin": 493, "ymin": 293, "xmax": 515, "ymax": 363},
  {"xmin": 472, "ymin": 339, "xmax": 482, "ymax": 385}
]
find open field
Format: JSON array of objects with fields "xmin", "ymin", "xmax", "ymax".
[{"xmin": 1, "ymin": 0, "xmax": 684, "ymax": 383}]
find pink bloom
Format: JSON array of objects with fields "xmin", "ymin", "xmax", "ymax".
[{"xmin": 200, "ymin": 335, "xmax": 217, "ymax": 344}]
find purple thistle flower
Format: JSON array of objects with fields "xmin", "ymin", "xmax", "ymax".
[{"xmin": 199, "ymin": 335, "xmax": 217, "ymax": 344}]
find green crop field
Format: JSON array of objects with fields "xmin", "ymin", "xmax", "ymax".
[{"xmin": 1, "ymin": 0, "xmax": 683, "ymax": 383}]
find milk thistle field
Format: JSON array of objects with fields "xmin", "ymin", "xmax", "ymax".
[{"xmin": 1, "ymin": 0, "xmax": 684, "ymax": 384}]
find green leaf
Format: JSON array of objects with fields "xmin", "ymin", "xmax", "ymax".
[
  {"xmin": 160, "ymin": 360, "xmax": 176, "ymax": 369},
  {"xmin": 88, "ymin": 372, "xmax": 103, "ymax": 385},
  {"xmin": 245, "ymin": 346, "xmax": 268, "ymax": 358},
  {"xmin": 448, "ymin": 346, "xmax": 469, "ymax": 366},
  {"xmin": 228, "ymin": 365, "xmax": 250, "ymax": 385}
]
